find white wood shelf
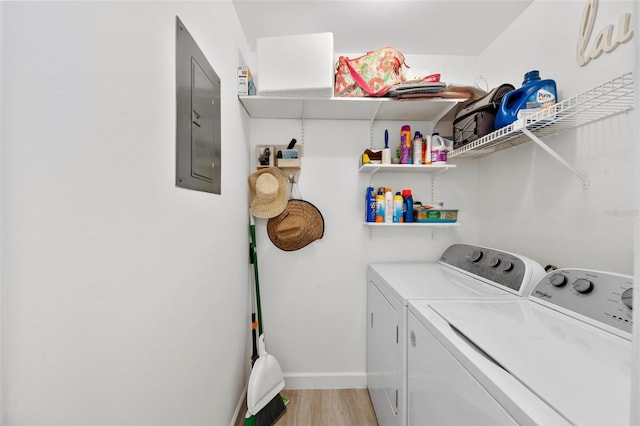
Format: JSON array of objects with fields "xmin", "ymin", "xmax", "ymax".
[
  {"xmin": 364, "ymin": 222, "xmax": 460, "ymax": 227},
  {"xmin": 238, "ymin": 95, "xmax": 460, "ymax": 121},
  {"xmin": 359, "ymin": 163, "xmax": 456, "ymax": 174}
]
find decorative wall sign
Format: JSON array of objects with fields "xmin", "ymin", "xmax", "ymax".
[{"xmin": 577, "ymin": 0, "xmax": 633, "ymax": 66}]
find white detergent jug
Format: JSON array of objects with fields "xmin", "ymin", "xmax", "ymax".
[{"xmin": 431, "ymin": 133, "xmax": 449, "ymax": 164}]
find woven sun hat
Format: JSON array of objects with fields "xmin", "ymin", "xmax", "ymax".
[
  {"xmin": 267, "ymin": 199, "xmax": 324, "ymax": 251},
  {"xmin": 248, "ymin": 167, "xmax": 291, "ymax": 218}
]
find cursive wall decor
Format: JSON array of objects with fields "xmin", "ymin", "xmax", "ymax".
[{"xmin": 577, "ymin": 0, "xmax": 633, "ymax": 66}]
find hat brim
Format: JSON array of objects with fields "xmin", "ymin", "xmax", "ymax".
[
  {"xmin": 267, "ymin": 199, "xmax": 324, "ymax": 251},
  {"xmin": 248, "ymin": 167, "xmax": 291, "ymax": 218}
]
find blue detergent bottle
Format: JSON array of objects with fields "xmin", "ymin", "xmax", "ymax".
[{"xmin": 494, "ymin": 70, "xmax": 557, "ymax": 129}]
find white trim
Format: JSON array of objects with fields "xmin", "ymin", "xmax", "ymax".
[
  {"xmin": 282, "ymin": 372, "xmax": 367, "ymax": 390},
  {"xmin": 631, "ymin": 2, "xmax": 640, "ymax": 425},
  {"xmin": 229, "ymin": 382, "xmax": 248, "ymax": 426}
]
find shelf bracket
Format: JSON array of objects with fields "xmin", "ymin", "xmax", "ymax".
[
  {"xmin": 301, "ymin": 101, "xmax": 306, "ymax": 157},
  {"xmin": 521, "ymin": 128, "xmax": 590, "ymax": 189},
  {"xmin": 368, "ymin": 166, "xmax": 380, "ymax": 186},
  {"xmin": 368, "ymin": 102, "xmax": 383, "ymax": 148}
]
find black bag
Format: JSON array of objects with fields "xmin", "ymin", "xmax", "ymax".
[{"xmin": 453, "ymin": 84, "xmax": 515, "ymax": 149}]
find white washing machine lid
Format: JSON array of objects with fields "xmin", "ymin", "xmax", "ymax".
[
  {"xmin": 368, "ymin": 263, "xmax": 512, "ymax": 306},
  {"xmin": 426, "ymin": 299, "xmax": 632, "ymax": 426}
]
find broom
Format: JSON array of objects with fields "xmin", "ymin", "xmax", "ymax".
[{"xmin": 245, "ymin": 218, "xmax": 287, "ymax": 426}]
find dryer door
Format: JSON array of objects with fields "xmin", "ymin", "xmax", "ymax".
[
  {"xmin": 407, "ymin": 311, "xmax": 516, "ymax": 426},
  {"xmin": 367, "ymin": 280, "xmax": 400, "ymax": 425}
]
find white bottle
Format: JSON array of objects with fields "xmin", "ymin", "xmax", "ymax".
[
  {"xmin": 423, "ymin": 133, "xmax": 432, "ymax": 165},
  {"xmin": 431, "ymin": 132, "xmax": 448, "ymax": 164},
  {"xmin": 384, "ymin": 188, "xmax": 394, "ymax": 223},
  {"xmin": 412, "ymin": 131, "xmax": 423, "ymax": 165}
]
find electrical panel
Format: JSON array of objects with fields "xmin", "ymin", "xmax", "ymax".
[{"xmin": 176, "ymin": 17, "xmax": 221, "ymax": 194}]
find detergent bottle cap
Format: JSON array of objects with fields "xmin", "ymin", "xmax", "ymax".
[
  {"xmin": 523, "ymin": 70, "xmax": 541, "ymax": 85},
  {"xmin": 402, "ymin": 189, "xmax": 412, "ymax": 196}
]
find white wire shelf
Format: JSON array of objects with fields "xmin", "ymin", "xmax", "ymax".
[{"xmin": 450, "ymin": 72, "xmax": 635, "ymax": 159}]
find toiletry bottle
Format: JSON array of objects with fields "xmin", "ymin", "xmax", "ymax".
[
  {"xmin": 365, "ymin": 186, "xmax": 376, "ymax": 222},
  {"xmin": 413, "ymin": 131, "xmax": 423, "ymax": 165},
  {"xmin": 402, "ymin": 189, "xmax": 414, "ymax": 223},
  {"xmin": 423, "ymin": 133, "xmax": 432, "ymax": 165},
  {"xmin": 393, "ymin": 191, "xmax": 404, "ymax": 223},
  {"xmin": 384, "ymin": 188, "xmax": 394, "ymax": 223},
  {"xmin": 400, "ymin": 125, "xmax": 411, "ymax": 164},
  {"xmin": 375, "ymin": 191, "xmax": 385, "ymax": 223}
]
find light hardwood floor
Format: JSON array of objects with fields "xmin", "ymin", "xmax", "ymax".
[{"xmin": 238, "ymin": 389, "xmax": 378, "ymax": 426}]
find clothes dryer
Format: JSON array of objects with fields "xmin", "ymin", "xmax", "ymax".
[
  {"xmin": 367, "ymin": 243, "xmax": 545, "ymax": 426},
  {"xmin": 407, "ymin": 268, "xmax": 633, "ymax": 425}
]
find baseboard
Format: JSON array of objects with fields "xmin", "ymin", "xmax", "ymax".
[
  {"xmin": 229, "ymin": 382, "xmax": 248, "ymax": 426},
  {"xmin": 282, "ymin": 372, "xmax": 367, "ymax": 390}
]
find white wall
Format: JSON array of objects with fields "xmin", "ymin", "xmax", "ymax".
[
  {"xmin": 474, "ymin": 0, "xmax": 635, "ymax": 273},
  {"xmin": 631, "ymin": 1, "xmax": 639, "ymax": 423},
  {"xmin": 0, "ymin": 0, "xmax": 635, "ymax": 422},
  {"xmin": 246, "ymin": 0, "xmax": 636, "ymax": 391},
  {"xmin": 1, "ymin": 1, "xmax": 252, "ymax": 424},
  {"xmin": 248, "ymin": 82, "xmax": 480, "ymax": 387}
]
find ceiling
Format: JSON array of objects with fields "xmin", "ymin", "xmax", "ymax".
[{"xmin": 233, "ymin": 0, "xmax": 534, "ymax": 56}]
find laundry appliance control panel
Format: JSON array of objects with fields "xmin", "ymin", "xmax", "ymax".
[
  {"xmin": 530, "ymin": 268, "xmax": 633, "ymax": 338},
  {"xmin": 438, "ymin": 244, "xmax": 544, "ymax": 296}
]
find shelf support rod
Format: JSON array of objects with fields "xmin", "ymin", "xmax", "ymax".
[{"xmin": 521, "ymin": 128, "xmax": 590, "ymax": 189}]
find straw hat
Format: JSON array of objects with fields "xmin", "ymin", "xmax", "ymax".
[
  {"xmin": 248, "ymin": 167, "xmax": 291, "ymax": 218},
  {"xmin": 267, "ymin": 200, "xmax": 324, "ymax": 251}
]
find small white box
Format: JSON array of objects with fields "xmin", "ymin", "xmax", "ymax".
[{"xmin": 257, "ymin": 32, "xmax": 334, "ymax": 98}]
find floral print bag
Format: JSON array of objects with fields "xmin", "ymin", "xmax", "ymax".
[{"xmin": 334, "ymin": 47, "xmax": 407, "ymax": 97}]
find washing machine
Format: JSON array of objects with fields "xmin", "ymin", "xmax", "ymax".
[
  {"xmin": 407, "ymin": 268, "xmax": 633, "ymax": 425},
  {"xmin": 367, "ymin": 243, "xmax": 545, "ymax": 426}
]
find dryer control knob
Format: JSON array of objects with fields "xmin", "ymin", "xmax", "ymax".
[
  {"xmin": 469, "ymin": 250, "xmax": 483, "ymax": 263},
  {"xmin": 573, "ymin": 278, "xmax": 594, "ymax": 294},
  {"xmin": 501, "ymin": 261, "xmax": 514, "ymax": 272},
  {"xmin": 621, "ymin": 288, "xmax": 633, "ymax": 309},
  {"xmin": 489, "ymin": 258, "xmax": 501, "ymax": 268},
  {"xmin": 549, "ymin": 274, "xmax": 568, "ymax": 287}
]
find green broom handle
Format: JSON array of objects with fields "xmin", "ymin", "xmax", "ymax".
[{"xmin": 249, "ymin": 219, "xmax": 263, "ymax": 336}]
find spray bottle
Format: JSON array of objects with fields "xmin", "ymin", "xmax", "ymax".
[
  {"xmin": 413, "ymin": 131, "xmax": 423, "ymax": 165},
  {"xmin": 365, "ymin": 186, "xmax": 376, "ymax": 222},
  {"xmin": 375, "ymin": 190, "xmax": 385, "ymax": 223},
  {"xmin": 393, "ymin": 192, "xmax": 404, "ymax": 223},
  {"xmin": 384, "ymin": 188, "xmax": 394, "ymax": 223},
  {"xmin": 400, "ymin": 125, "xmax": 411, "ymax": 164}
]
